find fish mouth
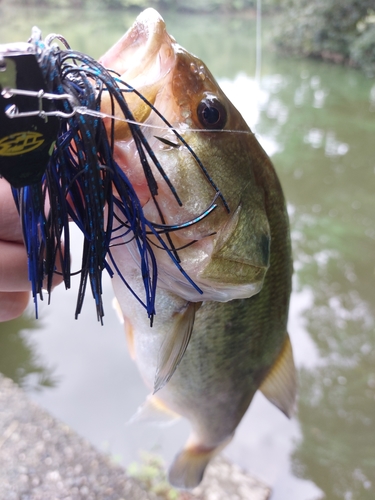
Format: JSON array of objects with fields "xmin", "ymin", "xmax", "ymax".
[
  {"xmin": 100, "ymin": 8, "xmax": 174, "ymax": 92},
  {"xmin": 99, "ymin": 9, "xmax": 177, "ymax": 205}
]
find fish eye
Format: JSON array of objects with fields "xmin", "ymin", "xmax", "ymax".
[{"xmin": 197, "ymin": 98, "xmax": 227, "ymax": 130}]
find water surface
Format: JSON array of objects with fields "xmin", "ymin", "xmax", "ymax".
[{"xmin": 0, "ymin": 5, "xmax": 374, "ymax": 500}]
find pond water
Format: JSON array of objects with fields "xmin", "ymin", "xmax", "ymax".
[{"xmin": 0, "ymin": 5, "xmax": 374, "ymax": 500}]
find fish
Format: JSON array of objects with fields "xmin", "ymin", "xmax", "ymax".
[{"xmin": 100, "ymin": 8, "xmax": 296, "ymax": 490}]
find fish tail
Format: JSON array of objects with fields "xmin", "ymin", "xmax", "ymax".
[
  {"xmin": 168, "ymin": 435, "xmax": 233, "ymax": 489},
  {"xmin": 168, "ymin": 446, "xmax": 213, "ymax": 489}
]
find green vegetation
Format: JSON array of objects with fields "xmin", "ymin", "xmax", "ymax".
[
  {"xmin": 275, "ymin": 0, "xmax": 375, "ymax": 75},
  {"xmin": 3, "ymin": 0, "xmax": 282, "ymax": 13},
  {"xmin": 3, "ymin": 0, "xmax": 373, "ymax": 73},
  {"xmin": 127, "ymin": 453, "xmax": 183, "ymax": 500},
  {"xmin": 5, "ymin": 0, "xmax": 245, "ymax": 12}
]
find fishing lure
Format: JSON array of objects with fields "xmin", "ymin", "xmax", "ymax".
[{"xmin": 0, "ymin": 28, "xmax": 223, "ymax": 324}]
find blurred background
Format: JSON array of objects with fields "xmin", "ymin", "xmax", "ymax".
[{"xmin": 0, "ymin": 1, "xmax": 374, "ymax": 499}]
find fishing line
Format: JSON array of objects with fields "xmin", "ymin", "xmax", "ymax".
[
  {"xmin": 78, "ymin": 107, "xmax": 254, "ymax": 136},
  {"xmin": 255, "ymin": 0, "xmax": 262, "ymax": 85},
  {"xmin": 109, "ymin": 80, "xmax": 233, "ymax": 213}
]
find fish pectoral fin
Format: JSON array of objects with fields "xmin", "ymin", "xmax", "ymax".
[
  {"xmin": 112, "ymin": 297, "xmax": 124, "ymax": 324},
  {"xmin": 112, "ymin": 298, "xmax": 136, "ymax": 360},
  {"xmin": 168, "ymin": 435, "xmax": 233, "ymax": 490},
  {"xmin": 124, "ymin": 319, "xmax": 136, "ymax": 360},
  {"xmin": 154, "ymin": 301, "xmax": 200, "ymax": 393},
  {"xmin": 259, "ymin": 333, "xmax": 297, "ymax": 418},
  {"xmin": 128, "ymin": 394, "xmax": 181, "ymax": 426}
]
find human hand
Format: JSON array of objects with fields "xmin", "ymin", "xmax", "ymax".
[
  {"xmin": 0, "ymin": 178, "xmax": 66, "ymax": 322},
  {"xmin": 0, "ymin": 178, "xmax": 31, "ymax": 321}
]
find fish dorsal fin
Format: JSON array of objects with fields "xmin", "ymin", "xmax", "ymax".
[
  {"xmin": 154, "ymin": 301, "xmax": 200, "ymax": 394},
  {"xmin": 260, "ymin": 333, "xmax": 297, "ymax": 418},
  {"xmin": 128, "ymin": 394, "xmax": 180, "ymax": 426}
]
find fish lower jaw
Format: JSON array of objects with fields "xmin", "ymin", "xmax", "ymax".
[
  {"xmin": 157, "ymin": 270, "xmax": 264, "ymax": 302},
  {"xmin": 196, "ymin": 277, "xmax": 264, "ymax": 301},
  {"xmin": 196, "ymin": 259, "xmax": 268, "ymax": 300}
]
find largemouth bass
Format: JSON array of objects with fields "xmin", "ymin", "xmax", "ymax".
[{"xmin": 100, "ymin": 8, "xmax": 296, "ymax": 489}]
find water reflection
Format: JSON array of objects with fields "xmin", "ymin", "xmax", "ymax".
[
  {"xmin": 254, "ymin": 48, "xmax": 375, "ymax": 500},
  {"xmin": 0, "ymin": 315, "xmax": 58, "ymax": 391},
  {"xmin": 295, "ymin": 358, "xmax": 375, "ymax": 500}
]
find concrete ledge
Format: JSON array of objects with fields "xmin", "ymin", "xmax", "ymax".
[
  {"xmin": 0, "ymin": 374, "xmax": 270, "ymax": 500},
  {"xmin": 0, "ymin": 374, "xmax": 152, "ymax": 500},
  {"xmin": 194, "ymin": 456, "xmax": 271, "ymax": 500}
]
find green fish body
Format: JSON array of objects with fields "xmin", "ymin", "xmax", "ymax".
[{"xmin": 103, "ymin": 8, "xmax": 297, "ymax": 489}]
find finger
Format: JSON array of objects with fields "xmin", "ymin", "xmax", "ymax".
[
  {"xmin": 0, "ymin": 240, "xmax": 65, "ymax": 291},
  {"xmin": 0, "ymin": 179, "xmax": 23, "ymax": 243},
  {"xmin": 0, "ymin": 291, "xmax": 30, "ymax": 322},
  {"xmin": 43, "ymin": 260, "xmax": 64, "ymax": 290},
  {"xmin": 0, "ymin": 241, "xmax": 29, "ymax": 291}
]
